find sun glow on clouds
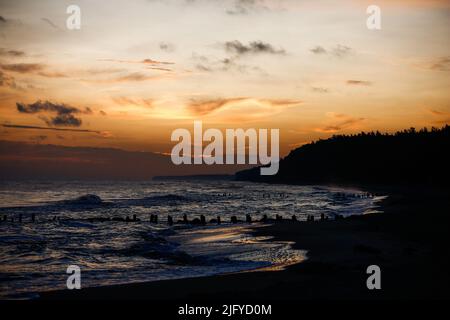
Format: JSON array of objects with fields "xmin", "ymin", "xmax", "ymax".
[{"xmin": 0, "ymin": 0, "xmax": 449, "ymax": 156}]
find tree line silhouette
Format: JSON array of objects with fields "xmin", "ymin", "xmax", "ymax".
[{"xmin": 236, "ymin": 125, "xmax": 450, "ymax": 187}]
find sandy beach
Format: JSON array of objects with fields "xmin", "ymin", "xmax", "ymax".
[{"xmin": 39, "ymin": 187, "xmax": 450, "ymax": 300}]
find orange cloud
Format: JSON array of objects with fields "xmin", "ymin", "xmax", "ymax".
[
  {"xmin": 112, "ymin": 97, "xmax": 155, "ymax": 108},
  {"xmin": 187, "ymin": 97, "xmax": 248, "ymax": 115},
  {"xmin": 186, "ymin": 97, "xmax": 301, "ymax": 116}
]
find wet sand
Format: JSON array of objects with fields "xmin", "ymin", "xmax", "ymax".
[{"xmin": 39, "ymin": 187, "xmax": 450, "ymax": 300}]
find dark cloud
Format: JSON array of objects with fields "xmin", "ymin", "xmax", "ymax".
[
  {"xmin": 192, "ymin": 53, "xmax": 262, "ymax": 74},
  {"xmin": 346, "ymin": 80, "xmax": 372, "ymax": 86},
  {"xmin": 47, "ymin": 114, "xmax": 82, "ymax": 127},
  {"xmin": 0, "ymin": 16, "xmax": 6, "ymax": 23},
  {"xmin": 2, "ymin": 123, "xmax": 100, "ymax": 133},
  {"xmin": 18, "ymin": 100, "xmax": 79, "ymax": 115},
  {"xmin": 224, "ymin": 40, "xmax": 285, "ymax": 55},
  {"xmin": 16, "ymin": 100, "xmax": 93, "ymax": 127},
  {"xmin": 193, "ymin": 41, "xmax": 283, "ymax": 73}
]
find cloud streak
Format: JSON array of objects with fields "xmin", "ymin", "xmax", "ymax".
[
  {"xmin": 311, "ymin": 45, "xmax": 353, "ymax": 58},
  {"xmin": 0, "ymin": 48, "xmax": 25, "ymax": 57},
  {"xmin": 0, "ymin": 63, "xmax": 44, "ymax": 73},
  {"xmin": 226, "ymin": 0, "xmax": 268, "ymax": 15},
  {"xmin": 346, "ymin": 80, "xmax": 372, "ymax": 86},
  {"xmin": 316, "ymin": 113, "xmax": 366, "ymax": 133},
  {"xmin": 187, "ymin": 97, "xmax": 248, "ymax": 115},
  {"xmin": 3, "ymin": 123, "xmax": 102, "ymax": 134},
  {"xmin": 428, "ymin": 56, "xmax": 450, "ymax": 71},
  {"xmin": 112, "ymin": 96, "xmax": 155, "ymax": 108},
  {"xmin": 41, "ymin": 18, "xmax": 61, "ymax": 30},
  {"xmin": 98, "ymin": 58, "xmax": 174, "ymax": 66}
]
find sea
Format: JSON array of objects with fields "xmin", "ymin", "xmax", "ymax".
[{"xmin": 0, "ymin": 180, "xmax": 384, "ymax": 299}]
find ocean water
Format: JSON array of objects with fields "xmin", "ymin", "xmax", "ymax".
[{"xmin": 0, "ymin": 180, "xmax": 383, "ymax": 299}]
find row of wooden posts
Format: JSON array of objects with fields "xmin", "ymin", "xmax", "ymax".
[{"xmin": 1, "ymin": 212, "xmax": 344, "ymax": 224}]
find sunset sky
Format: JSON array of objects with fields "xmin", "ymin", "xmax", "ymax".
[{"xmin": 1, "ymin": 0, "xmax": 449, "ymax": 157}]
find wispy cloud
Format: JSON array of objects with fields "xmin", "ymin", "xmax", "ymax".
[
  {"xmin": 0, "ymin": 48, "xmax": 25, "ymax": 57},
  {"xmin": 315, "ymin": 113, "xmax": 366, "ymax": 133},
  {"xmin": 112, "ymin": 97, "xmax": 155, "ymax": 108},
  {"xmin": 311, "ymin": 44, "xmax": 353, "ymax": 58},
  {"xmin": 226, "ymin": 0, "xmax": 268, "ymax": 15},
  {"xmin": 159, "ymin": 42, "xmax": 175, "ymax": 52},
  {"xmin": 187, "ymin": 97, "xmax": 248, "ymax": 115},
  {"xmin": 427, "ymin": 56, "xmax": 450, "ymax": 72},
  {"xmin": 113, "ymin": 72, "xmax": 164, "ymax": 82},
  {"xmin": 192, "ymin": 40, "xmax": 282, "ymax": 74},
  {"xmin": 0, "ymin": 63, "xmax": 67, "ymax": 78},
  {"xmin": 311, "ymin": 87, "xmax": 329, "ymax": 93},
  {"xmin": 427, "ymin": 108, "xmax": 450, "ymax": 124},
  {"xmin": 147, "ymin": 66, "xmax": 173, "ymax": 72},
  {"xmin": 41, "ymin": 17, "xmax": 61, "ymax": 31},
  {"xmin": 258, "ymin": 98, "xmax": 302, "ymax": 106},
  {"xmin": 98, "ymin": 58, "xmax": 174, "ymax": 66},
  {"xmin": 346, "ymin": 80, "xmax": 372, "ymax": 86},
  {"xmin": 310, "ymin": 46, "xmax": 327, "ymax": 55},
  {"xmin": 2, "ymin": 123, "xmax": 103, "ymax": 134},
  {"xmin": 0, "ymin": 63, "xmax": 44, "ymax": 73}
]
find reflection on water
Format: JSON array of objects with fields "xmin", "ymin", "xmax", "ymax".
[{"xmin": 0, "ymin": 180, "xmax": 382, "ymax": 299}]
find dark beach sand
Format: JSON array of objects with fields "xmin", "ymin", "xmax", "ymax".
[{"xmin": 39, "ymin": 187, "xmax": 450, "ymax": 300}]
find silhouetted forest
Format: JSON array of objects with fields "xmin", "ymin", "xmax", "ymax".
[{"xmin": 236, "ymin": 125, "xmax": 450, "ymax": 187}]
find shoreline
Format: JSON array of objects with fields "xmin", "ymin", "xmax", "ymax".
[{"xmin": 38, "ymin": 187, "xmax": 450, "ymax": 300}]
